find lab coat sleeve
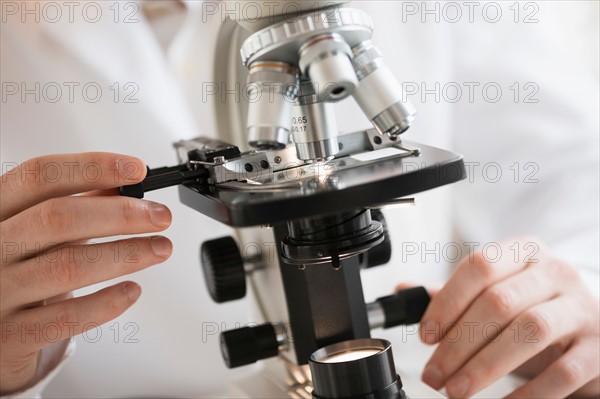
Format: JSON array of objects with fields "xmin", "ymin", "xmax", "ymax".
[
  {"xmin": 451, "ymin": 4, "xmax": 600, "ymax": 297},
  {"xmin": 1, "ymin": 341, "xmax": 74, "ymax": 399}
]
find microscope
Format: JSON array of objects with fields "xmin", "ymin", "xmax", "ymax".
[{"xmin": 121, "ymin": 2, "xmax": 466, "ymax": 398}]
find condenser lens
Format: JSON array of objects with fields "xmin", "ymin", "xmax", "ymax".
[{"xmin": 322, "ymin": 348, "xmax": 381, "ymax": 363}]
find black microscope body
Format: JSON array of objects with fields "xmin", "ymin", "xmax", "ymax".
[{"xmin": 121, "ymin": 129, "xmax": 465, "ymax": 398}]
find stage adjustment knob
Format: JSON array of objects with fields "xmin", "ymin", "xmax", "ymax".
[
  {"xmin": 200, "ymin": 236, "xmax": 246, "ymax": 303},
  {"xmin": 368, "ymin": 287, "xmax": 431, "ymax": 329},
  {"xmin": 220, "ymin": 323, "xmax": 280, "ymax": 368}
]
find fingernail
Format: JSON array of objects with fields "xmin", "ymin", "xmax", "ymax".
[
  {"xmin": 422, "ymin": 364, "xmax": 444, "ymax": 389},
  {"xmin": 124, "ymin": 282, "xmax": 141, "ymax": 303},
  {"xmin": 148, "ymin": 203, "xmax": 171, "ymax": 227},
  {"xmin": 446, "ymin": 375, "xmax": 470, "ymax": 398},
  {"xmin": 421, "ymin": 320, "xmax": 439, "ymax": 344},
  {"xmin": 150, "ymin": 236, "xmax": 172, "ymax": 258}
]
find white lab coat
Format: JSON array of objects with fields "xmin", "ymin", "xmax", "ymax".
[{"xmin": 1, "ymin": 1, "xmax": 598, "ymax": 398}]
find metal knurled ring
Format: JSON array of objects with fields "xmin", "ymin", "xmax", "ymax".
[{"xmin": 240, "ymin": 7, "xmax": 373, "ymax": 67}]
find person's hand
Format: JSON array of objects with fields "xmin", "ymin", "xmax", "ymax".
[
  {"xmin": 416, "ymin": 237, "xmax": 599, "ymax": 398},
  {"xmin": 0, "ymin": 153, "xmax": 173, "ymax": 395}
]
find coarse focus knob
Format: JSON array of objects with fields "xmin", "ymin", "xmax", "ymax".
[
  {"xmin": 220, "ymin": 324, "xmax": 280, "ymax": 368},
  {"xmin": 365, "ymin": 208, "xmax": 392, "ymax": 268},
  {"xmin": 200, "ymin": 236, "xmax": 246, "ymax": 303}
]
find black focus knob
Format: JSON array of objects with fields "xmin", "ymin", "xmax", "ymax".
[
  {"xmin": 220, "ymin": 324, "xmax": 280, "ymax": 368},
  {"xmin": 376, "ymin": 286, "xmax": 431, "ymax": 328},
  {"xmin": 200, "ymin": 236, "xmax": 246, "ymax": 303},
  {"xmin": 366, "ymin": 208, "xmax": 392, "ymax": 268}
]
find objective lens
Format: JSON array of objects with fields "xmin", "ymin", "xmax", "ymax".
[
  {"xmin": 309, "ymin": 339, "xmax": 405, "ymax": 399},
  {"xmin": 299, "ymin": 34, "xmax": 358, "ymax": 103},
  {"xmin": 292, "ymin": 80, "xmax": 340, "ymax": 163},
  {"xmin": 351, "ymin": 41, "xmax": 416, "ymax": 137},
  {"xmin": 246, "ymin": 62, "xmax": 299, "ymax": 150}
]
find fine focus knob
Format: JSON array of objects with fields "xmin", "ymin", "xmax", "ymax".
[
  {"xmin": 365, "ymin": 208, "xmax": 392, "ymax": 268},
  {"xmin": 220, "ymin": 324, "xmax": 280, "ymax": 368},
  {"xmin": 200, "ymin": 236, "xmax": 246, "ymax": 303}
]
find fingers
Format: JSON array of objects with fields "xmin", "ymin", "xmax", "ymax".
[
  {"xmin": 420, "ymin": 238, "xmax": 544, "ymax": 344},
  {"xmin": 422, "ymin": 260, "xmax": 564, "ymax": 389},
  {"xmin": 3, "ymin": 281, "xmax": 141, "ymax": 352},
  {"xmin": 1, "ymin": 196, "xmax": 171, "ymax": 264},
  {"xmin": 78, "ymin": 188, "xmax": 119, "ymax": 197},
  {"xmin": 443, "ymin": 296, "xmax": 584, "ymax": 398},
  {"xmin": 505, "ymin": 336, "xmax": 600, "ymax": 399},
  {"xmin": 0, "ymin": 153, "xmax": 146, "ymax": 221},
  {"xmin": 2, "ymin": 236, "xmax": 172, "ymax": 311},
  {"xmin": 396, "ymin": 282, "xmax": 442, "ymax": 297}
]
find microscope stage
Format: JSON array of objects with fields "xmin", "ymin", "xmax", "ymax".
[{"xmin": 178, "ymin": 140, "xmax": 465, "ymax": 227}]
